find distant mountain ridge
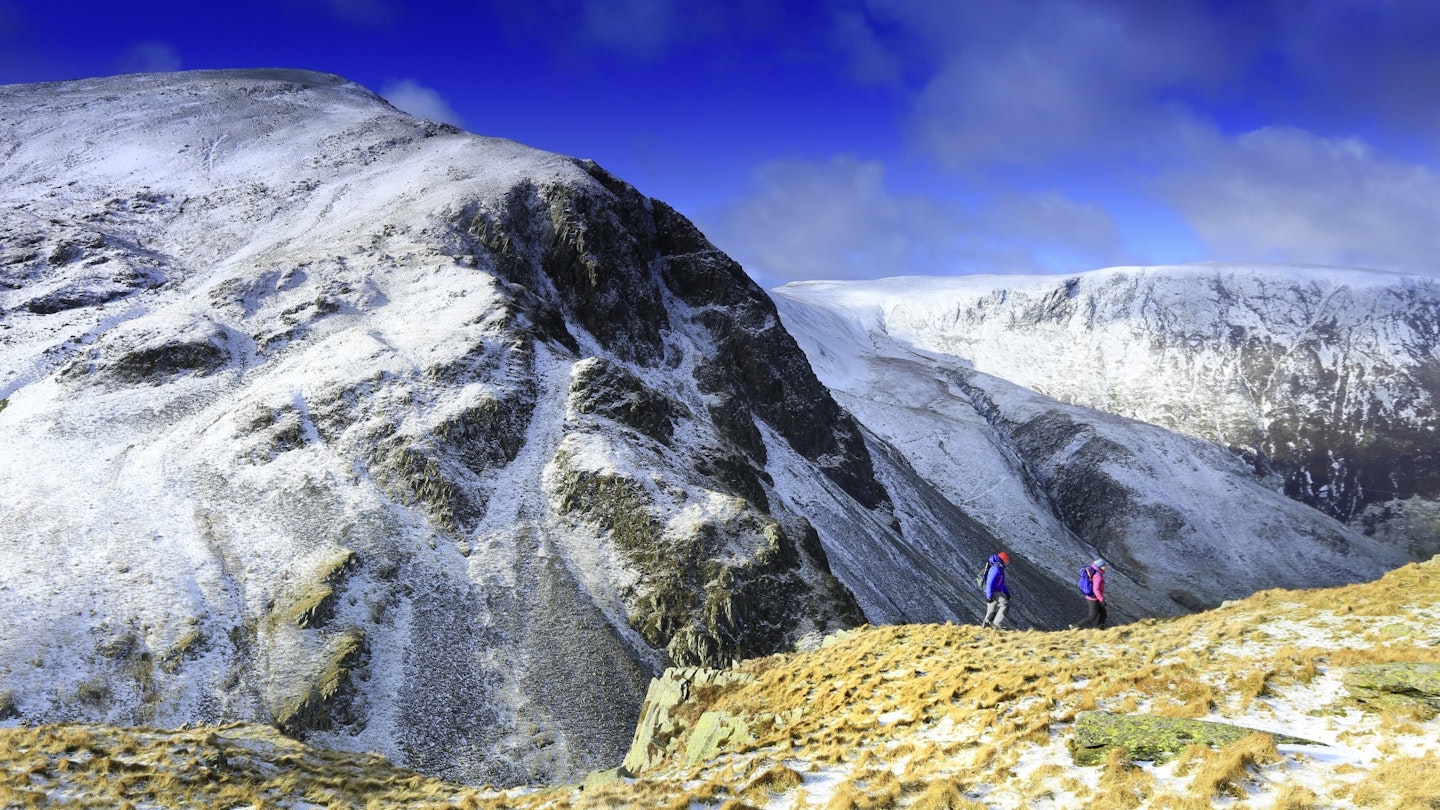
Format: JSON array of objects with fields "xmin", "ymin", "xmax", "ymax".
[{"xmin": 773, "ymin": 265, "xmax": 1440, "ymax": 561}]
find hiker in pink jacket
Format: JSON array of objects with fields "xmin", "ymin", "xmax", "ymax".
[{"xmin": 1074, "ymin": 558, "xmax": 1108, "ymax": 629}]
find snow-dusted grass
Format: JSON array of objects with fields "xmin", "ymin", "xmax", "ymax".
[
  {"xmin": 0, "ymin": 722, "xmax": 485, "ymax": 809},
  {"xmin": 478, "ymin": 556, "xmax": 1440, "ymax": 809},
  {"xmin": 3, "ymin": 546, "xmax": 1433, "ymax": 809}
]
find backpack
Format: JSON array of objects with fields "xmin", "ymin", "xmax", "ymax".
[
  {"xmin": 1078, "ymin": 565, "xmax": 1096, "ymax": 597},
  {"xmin": 975, "ymin": 561, "xmax": 994, "ymax": 591}
]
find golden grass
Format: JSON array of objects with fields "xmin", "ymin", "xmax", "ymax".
[
  {"xmin": 1351, "ymin": 756, "xmax": 1440, "ymax": 807},
  {"xmin": 0, "ymin": 558, "xmax": 1432, "ymax": 809},
  {"xmin": 908, "ymin": 777, "xmax": 983, "ymax": 810},
  {"xmin": 1271, "ymin": 783, "xmax": 1324, "ymax": 810},
  {"xmin": 0, "ymin": 723, "xmax": 488, "ymax": 809},
  {"xmin": 1090, "ymin": 747, "xmax": 1154, "ymax": 809},
  {"xmin": 1180, "ymin": 732, "xmax": 1281, "ymax": 800}
]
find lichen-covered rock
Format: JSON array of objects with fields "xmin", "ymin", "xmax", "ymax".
[
  {"xmin": 1070, "ymin": 711, "xmax": 1323, "ymax": 765},
  {"xmin": 620, "ymin": 667, "xmax": 756, "ymax": 775},
  {"xmin": 1344, "ymin": 662, "xmax": 1440, "ymax": 716},
  {"xmin": 682, "ymin": 710, "xmax": 753, "ymax": 766}
]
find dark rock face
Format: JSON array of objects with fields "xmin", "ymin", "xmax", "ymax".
[
  {"xmin": 456, "ymin": 177, "xmax": 888, "ymax": 514},
  {"xmin": 110, "ymin": 338, "xmax": 230, "ymax": 383},
  {"xmin": 1005, "ymin": 410, "xmax": 1173, "ymax": 566},
  {"xmin": 653, "ymin": 201, "xmax": 888, "ymax": 511},
  {"xmin": 60, "ymin": 320, "xmax": 233, "ymax": 385},
  {"xmin": 550, "ymin": 449, "xmax": 862, "ymax": 669},
  {"xmin": 568, "ymin": 357, "xmax": 679, "ymax": 445}
]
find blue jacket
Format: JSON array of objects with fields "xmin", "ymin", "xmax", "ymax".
[{"xmin": 984, "ymin": 554, "xmax": 1010, "ymax": 600}]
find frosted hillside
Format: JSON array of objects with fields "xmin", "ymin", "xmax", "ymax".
[
  {"xmin": 0, "ymin": 69, "xmax": 994, "ymax": 786},
  {"xmin": 772, "ymin": 282, "xmax": 1408, "ymax": 617},
  {"xmin": 773, "ymin": 266, "xmax": 1440, "ymax": 557}
]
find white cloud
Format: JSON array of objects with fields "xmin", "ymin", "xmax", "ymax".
[
  {"xmin": 703, "ymin": 156, "xmax": 1128, "ymax": 286},
  {"xmin": 835, "ymin": 1, "xmax": 1231, "ymax": 168},
  {"xmin": 827, "ymin": 7, "xmax": 906, "ymax": 86},
  {"xmin": 578, "ymin": 0, "xmax": 684, "ymax": 58},
  {"xmin": 117, "ymin": 41, "xmax": 181, "ymax": 74},
  {"xmin": 379, "ymin": 79, "xmax": 465, "ymax": 128},
  {"xmin": 1158, "ymin": 127, "xmax": 1440, "ymax": 274}
]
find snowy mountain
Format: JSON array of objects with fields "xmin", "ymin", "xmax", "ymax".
[
  {"xmin": 0, "ymin": 69, "xmax": 1419, "ymax": 788},
  {"xmin": 772, "ymin": 267, "xmax": 1437, "ymax": 606},
  {"xmin": 0, "ymin": 69, "xmax": 1042, "ymax": 786}
]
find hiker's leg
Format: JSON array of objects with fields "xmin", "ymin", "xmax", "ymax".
[
  {"xmin": 982, "ymin": 599, "xmax": 999, "ymax": 627},
  {"xmin": 992, "ymin": 594, "xmax": 1009, "ymax": 628},
  {"xmin": 1097, "ymin": 601, "xmax": 1108, "ymax": 629},
  {"xmin": 1076, "ymin": 599, "xmax": 1101, "ymax": 628}
]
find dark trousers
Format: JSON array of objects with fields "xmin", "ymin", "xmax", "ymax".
[{"xmin": 1076, "ymin": 598, "xmax": 1107, "ymax": 629}]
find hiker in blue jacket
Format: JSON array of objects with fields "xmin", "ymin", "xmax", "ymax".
[{"xmin": 981, "ymin": 551, "xmax": 1011, "ymax": 629}]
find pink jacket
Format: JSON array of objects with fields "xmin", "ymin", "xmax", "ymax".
[{"xmin": 1088, "ymin": 567, "xmax": 1106, "ymax": 602}]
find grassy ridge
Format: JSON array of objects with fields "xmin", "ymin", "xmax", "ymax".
[
  {"xmin": 541, "ymin": 557, "xmax": 1440, "ymax": 809},
  {"xmin": 0, "ymin": 559, "xmax": 1436, "ymax": 808}
]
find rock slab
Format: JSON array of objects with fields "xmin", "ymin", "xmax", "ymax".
[{"xmin": 1070, "ymin": 711, "xmax": 1324, "ymax": 765}]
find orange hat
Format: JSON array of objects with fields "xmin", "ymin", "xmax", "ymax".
[{"xmin": 998, "ymin": 552, "xmax": 1010, "ymax": 564}]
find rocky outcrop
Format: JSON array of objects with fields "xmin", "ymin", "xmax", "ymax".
[
  {"xmin": 1344, "ymin": 663, "xmax": 1440, "ymax": 717},
  {"xmin": 654, "ymin": 200, "xmax": 888, "ymax": 513},
  {"xmin": 1070, "ymin": 711, "xmax": 1324, "ymax": 765},
  {"xmin": 620, "ymin": 667, "xmax": 757, "ymax": 775}
]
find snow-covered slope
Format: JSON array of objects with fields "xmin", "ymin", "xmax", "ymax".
[
  {"xmin": 0, "ymin": 69, "xmax": 1017, "ymax": 786},
  {"xmin": 773, "ymin": 266, "xmax": 1440, "ymax": 557},
  {"xmin": 773, "ymin": 270, "xmax": 1417, "ymax": 614}
]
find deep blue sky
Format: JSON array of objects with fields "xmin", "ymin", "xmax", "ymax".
[{"xmin": 5, "ymin": 1, "xmax": 1440, "ymax": 286}]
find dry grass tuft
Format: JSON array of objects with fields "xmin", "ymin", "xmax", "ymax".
[
  {"xmin": 740, "ymin": 763, "xmax": 804, "ymax": 803},
  {"xmin": 909, "ymin": 777, "xmax": 983, "ymax": 810},
  {"xmin": 1351, "ymin": 756, "xmax": 1440, "ymax": 807},
  {"xmin": 1183, "ymin": 733, "xmax": 1280, "ymax": 800},
  {"xmin": 1091, "ymin": 747, "xmax": 1155, "ymax": 809},
  {"xmin": 1271, "ymin": 783, "xmax": 1324, "ymax": 810}
]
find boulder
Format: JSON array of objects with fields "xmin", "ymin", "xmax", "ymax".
[
  {"xmin": 682, "ymin": 711, "xmax": 753, "ymax": 766},
  {"xmin": 619, "ymin": 667, "xmax": 755, "ymax": 775},
  {"xmin": 1344, "ymin": 663, "xmax": 1440, "ymax": 716},
  {"xmin": 1070, "ymin": 711, "xmax": 1324, "ymax": 766}
]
